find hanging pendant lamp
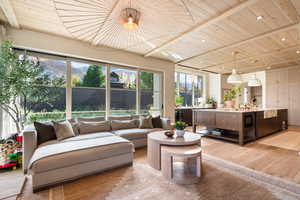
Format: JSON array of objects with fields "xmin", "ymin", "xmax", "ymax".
[
  {"xmin": 248, "ymin": 73, "xmax": 261, "ymax": 87},
  {"xmin": 121, "ymin": 0, "xmax": 140, "ymax": 30},
  {"xmin": 227, "ymin": 51, "xmax": 242, "ymax": 84}
]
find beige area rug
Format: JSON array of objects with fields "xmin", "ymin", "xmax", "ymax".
[
  {"xmin": 258, "ymin": 131, "xmax": 300, "ymax": 151},
  {"xmin": 0, "ymin": 170, "xmax": 26, "ymax": 200},
  {"xmin": 18, "ymin": 155, "xmax": 300, "ymax": 200}
]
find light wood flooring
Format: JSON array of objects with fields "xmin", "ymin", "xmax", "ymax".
[{"xmin": 189, "ymin": 126, "xmax": 300, "ymax": 185}]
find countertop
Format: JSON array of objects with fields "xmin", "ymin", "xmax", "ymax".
[{"xmin": 192, "ymin": 108, "xmax": 287, "ymax": 113}]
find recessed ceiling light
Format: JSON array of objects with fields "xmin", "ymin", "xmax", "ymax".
[
  {"xmin": 267, "ymin": 66, "xmax": 271, "ymax": 70},
  {"xmin": 201, "ymin": 39, "xmax": 206, "ymax": 43},
  {"xmin": 256, "ymin": 15, "xmax": 263, "ymax": 21},
  {"xmin": 296, "ymin": 50, "xmax": 300, "ymax": 54},
  {"xmin": 281, "ymin": 37, "xmax": 286, "ymax": 41}
]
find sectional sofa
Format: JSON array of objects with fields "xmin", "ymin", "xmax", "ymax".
[{"xmin": 23, "ymin": 115, "xmax": 171, "ymax": 192}]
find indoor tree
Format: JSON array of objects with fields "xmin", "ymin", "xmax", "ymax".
[{"xmin": 0, "ymin": 41, "xmax": 65, "ymax": 133}]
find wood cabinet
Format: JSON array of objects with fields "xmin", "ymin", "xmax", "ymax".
[
  {"xmin": 266, "ymin": 67, "xmax": 299, "ymax": 126},
  {"xmin": 175, "ymin": 108, "xmax": 193, "ymax": 125}
]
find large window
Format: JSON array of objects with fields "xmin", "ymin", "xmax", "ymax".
[
  {"xmin": 140, "ymin": 71, "xmax": 162, "ymax": 115},
  {"xmin": 175, "ymin": 71, "xmax": 204, "ymax": 107},
  {"xmin": 71, "ymin": 61, "xmax": 106, "ymax": 118},
  {"xmin": 26, "ymin": 56, "xmax": 67, "ymax": 123},
  {"xmin": 110, "ymin": 66, "xmax": 137, "ymax": 115},
  {"xmin": 13, "ymin": 51, "xmax": 164, "ymax": 126}
]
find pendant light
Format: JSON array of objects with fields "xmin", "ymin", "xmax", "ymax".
[
  {"xmin": 121, "ymin": 0, "xmax": 140, "ymax": 30},
  {"xmin": 248, "ymin": 73, "xmax": 261, "ymax": 87},
  {"xmin": 227, "ymin": 51, "xmax": 242, "ymax": 84}
]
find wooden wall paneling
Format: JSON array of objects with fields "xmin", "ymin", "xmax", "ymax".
[
  {"xmin": 266, "ymin": 70, "xmax": 279, "ymax": 107},
  {"xmin": 288, "ymin": 66, "xmax": 300, "ymax": 126},
  {"xmin": 277, "ymin": 68, "xmax": 289, "ymax": 108}
]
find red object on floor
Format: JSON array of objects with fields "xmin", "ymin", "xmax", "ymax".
[
  {"xmin": 16, "ymin": 136, "xmax": 22, "ymax": 143},
  {"xmin": 0, "ymin": 162, "xmax": 17, "ymax": 169}
]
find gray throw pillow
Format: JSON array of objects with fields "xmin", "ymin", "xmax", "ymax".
[
  {"xmin": 78, "ymin": 121, "xmax": 111, "ymax": 134},
  {"xmin": 139, "ymin": 116, "xmax": 153, "ymax": 129},
  {"xmin": 52, "ymin": 120, "xmax": 75, "ymax": 141},
  {"xmin": 111, "ymin": 119, "xmax": 138, "ymax": 130}
]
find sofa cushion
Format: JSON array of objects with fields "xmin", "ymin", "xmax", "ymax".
[
  {"xmin": 108, "ymin": 115, "xmax": 132, "ymax": 121},
  {"xmin": 34, "ymin": 122, "xmax": 57, "ymax": 145},
  {"xmin": 152, "ymin": 115, "xmax": 162, "ymax": 128},
  {"xmin": 111, "ymin": 120, "xmax": 138, "ymax": 130},
  {"xmin": 52, "ymin": 121, "xmax": 75, "ymax": 141},
  {"xmin": 78, "ymin": 121, "xmax": 111, "ymax": 134},
  {"xmin": 113, "ymin": 128, "xmax": 151, "ymax": 140},
  {"xmin": 77, "ymin": 117, "xmax": 105, "ymax": 122},
  {"xmin": 30, "ymin": 141, "xmax": 133, "ymax": 173},
  {"xmin": 139, "ymin": 115, "xmax": 153, "ymax": 129},
  {"xmin": 62, "ymin": 132, "xmax": 114, "ymax": 142}
]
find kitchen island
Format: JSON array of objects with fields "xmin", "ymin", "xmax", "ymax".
[{"xmin": 193, "ymin": 108, "xmax": 288, "ymax": 145}]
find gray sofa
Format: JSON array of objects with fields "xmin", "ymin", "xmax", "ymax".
[{"xmin": 23, "ymin": 115, "xmax": 171, "ymax": 192}]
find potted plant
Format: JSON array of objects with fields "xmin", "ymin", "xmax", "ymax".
[
  {"xmin": 218, "ymin": 100, "xmax": 225, "ymax": 108},
  {"xmin": 223, "ymin": 87, "xmax": 241, "ymax": 108},
  {"xmin": 0, "ymin": 41, "xmax": 65, "ymax": 134},
  {"xmin": 173, "ymin": 121, "xmax": 187, "ymax": 137},
  {"xmin": 205, "ymin": 97, "xmax": 216, "ymax": 108}
]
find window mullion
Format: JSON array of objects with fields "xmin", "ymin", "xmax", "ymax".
[
  {"xmin": 136, "ymin": 71, "xmax": 141, "ymax": 114},
  {"xmin": 66, "ymin": 60, "xmax": 72, "ymax": 119},
  {"xmin": 106, "ymin": 65, "xmax": 111, "ymax": 118}
]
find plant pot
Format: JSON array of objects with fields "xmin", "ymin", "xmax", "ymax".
[
  {"xmin": 218, "ymin": 104, "xmax": 224, "ymax": 108},
  {"xmin": 225, "ymin": 100, "xmax": 235, "ymax": 108},
  {"xmin": 205, "ymin": 104, "xmax": 213, "ymax": 108},
  {"xmin": 176, "ymin": 130, "xmax": 185, "ymax": 137}
]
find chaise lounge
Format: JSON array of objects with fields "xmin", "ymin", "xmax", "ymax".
[{"xmin": 23, "ymin": 115, "xmax": 170, "ymax": 192}]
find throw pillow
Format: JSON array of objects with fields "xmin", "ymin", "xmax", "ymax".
[
  {"xmin": 111, "ymin": 119, "xmax": 138, "ymax": 130},
  {"xmin": 34, "ymin": 122, "xmax": 57, "ymax": 145},
  {"xmin": 139, "ymin": 115, "xmax": 153, "ymax": 129},
  {"xmin": 78, "ymin": 121, "xmax": 111, "ymax": 134},
  {"xmin": 152, "ymin": 115, "xmax": 162, "ymax": 128},
  {"xmin": 52, "ymin": 120, "xmax": 75, "ymax": 141}
]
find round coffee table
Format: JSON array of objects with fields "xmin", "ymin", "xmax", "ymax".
[{"xmin": 147, "ymin": 131, "xmax": 201, "ymax": 170}]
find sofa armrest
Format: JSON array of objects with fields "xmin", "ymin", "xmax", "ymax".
[
  {"xmin": 22, "ymin": 128, "xmax": 37, "ymax": 174},
  {"xmin": 161, "ymin": 117, "xmax": 171, "ymax": 130}
]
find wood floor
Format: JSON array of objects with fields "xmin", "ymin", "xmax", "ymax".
[{"xmin": 194, "ymin": 126, "xmax": 300, "ymax": 185}]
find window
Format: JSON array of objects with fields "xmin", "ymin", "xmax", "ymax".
[
  {"xmin": 110, "ymin": 66, "xmax": 137, "ymax": 115},
  {"xmin": 175, "ymin": 71, "xmax": 204, "ymax": 107},
  {"xmin": 140, "ymin": 71, "xmax": 162, "ymax": 115},
  {"xmin": 26, "ymin": 56, "xmax": 67, "ymax": 123},
  {"xmin": 71, "ymin": 61, "xmax": 106, "ymax": 118}
]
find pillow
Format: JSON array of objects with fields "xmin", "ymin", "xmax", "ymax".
[
  {"xmin": 67, "ymin": 119, "xmax": 80, "ymax": 136},
  {"xmin": 152, "ymin": 115, "xmax": 162, "ymax": 128},
  {"xmin": 139, "ymin": 116, "xmax": 153, "ymax": 129},
  {"xmin": 34, "ymin": 122, "xmax": 57, "ymax": 145},
  {"xmin": 111, "ymin": 119, "xmax": 138, "ymax": 130},
  {"xmin": 77, "ymin": 117, "xmax": 105, "ymax": 123},
  {"xmin": 78, "ymin": 121, "xmax": 111, "ymax": 134},
  {"xmin": 52, "ymin": 120, "xmax": 75, "ymax": 141}
]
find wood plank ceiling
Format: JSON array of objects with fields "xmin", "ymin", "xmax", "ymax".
[{"xmin": 0, "ymin": 0, "xmax": 300, "ymax": 74}]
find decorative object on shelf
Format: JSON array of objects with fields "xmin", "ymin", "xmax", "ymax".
[
  {"xmin": 0, "ymin": 134, "xmax": 22, "ymax": 170},
  {"xmin": 205, "ymin": 97, "xmax": 216, "ymax": 108},
  {"xmin": 248, "ymin": 73, "xmax": 262, "ymax": 87},
  {"xmin": 218, "ymin": 101, "xmax": 225, "ymax": 108},
  {"xmin": 223, "ymin": 87, "xmax": 241, "ymax": 108},
  {"xmin": 173, "ymin": 121, "xmax": 187, "ymax": 137},
  {"xmin": 175, "ymin": 94, "xmax": 184, "ymax": 107},
  {"xmin": 164, "ymin": 130, "xmax": 174, "ymax": 138},
  {"xmin": 227, "ymin": 52, "xmax": 243, "ymax": 84},
  {"xmin": 121, "ymin": 0, "xmax": 140, "ymax": 30}
]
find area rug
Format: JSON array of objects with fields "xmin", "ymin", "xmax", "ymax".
[
  {"xmin": 0, "ymin": 170, "xmax": 26, "ymax": 200},
  {"xmin": 18, "ymin": 155, "xmax": 300, "ymax": 200},
  {"xmin": 258, "ymin": 131, "xmax": 300, "ymax": 151}
]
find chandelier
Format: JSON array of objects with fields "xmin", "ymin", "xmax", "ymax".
[{"xmin": 121, "ymin": 8, "xmax": 140, "ymax": 30}]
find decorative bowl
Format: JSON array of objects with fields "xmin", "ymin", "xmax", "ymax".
[{"xmin": 164, "ymin": 131, "xmax": 174, "ymax": 138}]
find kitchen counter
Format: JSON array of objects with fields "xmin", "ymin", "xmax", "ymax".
[{"xmin": 193, "ymin": 108, "xmax": 288, "ymax": 145}]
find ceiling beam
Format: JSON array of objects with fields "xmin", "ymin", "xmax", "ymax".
[
  {"xmin": 196, "ymin": 44, "xmax": 300, "ymax": 70},
  {"xmin": 91, "ymin": 0, "xmax": 121, "ymax": 45},
  {"xmin": 143, "ymin": 0, "xmax": 260, "ymax": 57},
  {"xmin": 178, "ymin": 22, "xmax": 300, "ymax": 65},
  {"xmin": 0, "ymin": 0, "xmax": 19, "ymax": 28}
]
